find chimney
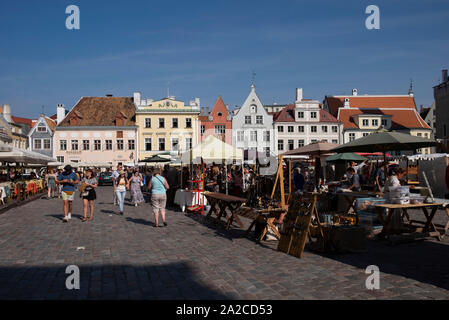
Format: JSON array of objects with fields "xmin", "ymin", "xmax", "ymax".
[
  {"xmin": 133, "ymin": 92, "xmax": 141, "ymax": 106},
  {"xmin": 56, "ymin": 104, "xmax": 65, "ymax": 124},
  {"xmin": 296, "ymin": 88, "xmax": 303, "ymax": 102},
  {"xmin": 2, "ymin": 104, "xmax": 11, "ymax": 123},
  {"xmin": 195, "ymin": 98, "xmax": 200, "ymax": 108},
  {"xmin": 343, "ymin": 98, "xmax": 350, "ymax": 108},
  {"xmin": 352, "ymin": 88, "xmax": 358, "ymax": 96},
  {"xmin": 443, "ymin": 69, "xmax": 448, "ymax": 83}
]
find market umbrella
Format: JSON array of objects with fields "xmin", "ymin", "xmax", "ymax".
[
  {"xmin": 331, "ymin": 131, "xmax": 438, "ymax": 184},
  {"xmin": 325, "ymin": 152, "xmax": 366, "ymax": 163},
  {"xmin": 0, "ymin": 147, "xmax": 56, "ymax": 165},
  {"xmin": 141, "ymin": 155, "xmax": 171, "ymax": 163}
]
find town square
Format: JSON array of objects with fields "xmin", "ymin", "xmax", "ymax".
[{"xmin": 0, "ymin": 0, "xmax": 449, "ymax": 304}]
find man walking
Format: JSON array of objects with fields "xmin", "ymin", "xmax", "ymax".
[
  {"xmin": 57, "ymin": 165, "xmax": 79, "ymax": 223},
  {"xmin": 112, "ymin": 163, "xmax": 123, "ymax": 205}
]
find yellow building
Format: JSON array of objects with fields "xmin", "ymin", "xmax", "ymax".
[{"xmin": 134, "ymin": 92, "xmax": 201, "ymax": 160}]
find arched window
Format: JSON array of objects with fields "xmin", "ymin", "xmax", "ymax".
[{"xmin": 250, "ymin": 104, "xmax": 257, "ymax": 113}]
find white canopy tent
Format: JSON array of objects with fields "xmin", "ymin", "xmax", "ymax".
[
  {"xmin": 180, "ymin": 135, "xmax": 243, "ymax": 164},
  {"xmin": 0, "ymin": 147, "xmax": 56, "ymax": 165}
]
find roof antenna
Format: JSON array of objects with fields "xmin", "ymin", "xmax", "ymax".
[
  {"xmin": 251, "ymin": 71, "xmax": 256, "ymax": 88},
  {"xmin": 41, "ymin": 105, "xmax": 45, "ymax": 116},
  {"xmin": 408, "ymin": 78, "xmax": 414, "ymax": 95}
]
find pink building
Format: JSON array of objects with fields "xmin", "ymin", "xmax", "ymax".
[{"xmin": 53, "ymin": 96, "xmax": 138, "ymax": 166}]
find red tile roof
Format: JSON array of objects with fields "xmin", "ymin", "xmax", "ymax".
[
  {"xmin": 338, "ymin": 108, "xmax": 430, "ymax": 130},
  {"xmin": 11, "ymin": 116, "xmax": 33, "ymax": 127},
  {"xmin": 326, "ymin": 96, "xmax": 417, "ymax": 117}
]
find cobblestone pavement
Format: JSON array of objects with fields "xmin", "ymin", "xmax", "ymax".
[{"xmin": 0, "ymin": 186, "xmax": 448, "ymax": 300}]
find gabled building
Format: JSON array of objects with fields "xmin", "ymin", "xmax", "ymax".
[
  {"xmin": 199, "ymin": 96, "xmax": 232, "ymax": 145},
  {"xmin": 54, "ymin": 96, "xmax": 138, "ymax": 166},
  {"xmin": 0, "ymin": 104, "xmax": 30, "ymax": 149},
  {"xmin": 28, "ymin": 113, "xmax": 57, "ymax": 157},
  {"xmin": 434, "ymin": 69, "xmax": 449, "ymax": 148},
  {"xmin": 274, "ymin": 88, "xmax": 342, "ymax": 153},
  {"xmin": 324, "ymin": 88, "xmax": 432, "ymax": 154},
  {"xmin": 134, "ymin": 92, "xmax": 201, "ymax": 160},
  {"xmin": 232, "ymin": 84, "xmax": 275, "ymax": 156}
]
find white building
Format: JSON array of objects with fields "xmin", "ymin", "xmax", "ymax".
[
  {"xmin": 274, "ymin": 88, "xmax": 342, "ymax": 153},
  {"xmin": 232, "ymin": 84, "xmax": 275, "ymax": 156}
]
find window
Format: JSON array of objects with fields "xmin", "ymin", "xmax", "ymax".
[
  {"xmin": 264, "ymin": 131, "xmax": 270, "ymax": 142},
  {"xmin": 256, "ymin": 116, "xmax": 263, "ymax": 124},
  {"xmin": 105, "ymin": 140, "xmax": 112, "ymax": 150},
  {"xmin": 298, "ymin": 126, "xmax": 304, "ymax": 133},
  {"xmin": 250, "ymin": 104, "xmax": 257, "ymax": 113},
  {"xmin": 60, "ymin": 140, "xmax": 67, "ymax": 151},
  {"xmin": 34, "ymin": 139, "xmax": 42, "ymax": 149},
  {"xmin": 264, "ymin": 147, "xmax": 270, "ymax": 157},
  {"xmin": 159, "ymin": 138, "xmax": 165, "ymax": 151},
  {"xmin": 288, "ymin": 139, "xmax": 294, "ymax": 150},
  {"xmin": 250, "ymin": 131, "xmax": 257, "ymax": 142},
  {"xmin": 417, "ymin": 133, "xmax": 422, "ymax": 137},
  {"xmin": 71, "ymin": 140, "xmax": 78, "ymax": 151},
  {"xmin": 145, "ymin": 118, "xmax": 151, "ymax": 128},
  {"xmin": 278, "ymin": 139, "xmax": 284, "ymax": 151},
  {"xmin": 298, "ymin": 111, "xmax": 304, "ymax": 119},
  {"xmin": 159, "ymin": 118, "xmax": 165, "ymax": 128},
  {"xmin": 424, "ymin": 133, "xmax": 429, "ymax": 138},
  {"xmin": 200, "ymin": 125, "xmax": 205, "ymax": 135},
  {"xmin": 117, "ymin": 140, "xmax": 124, "ymax": 150},
  {"xmin": 172, "ymin": 118, "xmax": 178, "ymax": 128},
  {"xmin": 186, "ymin": 138, "xmax": 192, "ymax": 150},
  {"xmin": 116, "ymin": 131, "xmax": 123, "ymax": 139},
  {"xmin": 237, "ymin": 131, "xmax": 244, "ymax": 142},
  {"xmin": 322, "ymin": 126, "xmax": 328, "ymax": 133},
  {"xmin": 349, "ymin": 133, "xmax": 355, "ymax": 142},
  {"xmin": 94, "ymin": 140, "xmax": 101, "ymax": 150},
  {"xmin": 43, "ymin": 139, "xmax": 51, "ymax": 149},
  {"xmin": 332, "ymin": 139, "xmax": 338, "ymax": 144},
  {"xmin": 185, "ymin": 118, "xmax": 192, "ymax": 128},
  {"xmin": 56, "ymin": 156, "xmax": 64, "ymax": 163},
  {"xmin": 332, "ymin": 126, "xmax": 338, "ymax": 133},
  {"xmin": 298, "ymin": 140, "xmax": 304, "ymax": 148},
  {"xmin": 37, "ymin": 124, "xmax": 47, "ymax": 132},
  {"xmin": 128, "ymin": 139, "xmax": 135, "ymax": 150},
  {"xmin": 145, "ymin": 138, "xmax": 152, "ymax": 151},
  {"xmin": 311, "ymin": 139, "xmax": 317, "ymax": 143},
  {"xmin": 278, "ymin": 126, "xmax": 284, "ymax": 133},
  {"xmin": 372, "ymin": 119, "xmax": 379, "ymax": 127},
  {"xmin": 362, "ymin": 119, "xmax": 369, "ymax": 126},
  {"xmin": 245, "ymin": 116, "xmax": 251, "ymax": 124},
  {"xmin": 215, "ymin": 125, "xmax": 226, "ymax": 134},
  {"xmin": 172, "ymin": 138, "xmax": 179, "ymax": 151},
  {"xmin": 311, "ymin": 112, "xmax": 317, "ymax": 119},
  {"xmin": 381, "ymin": 119, "xmax": 388, "ymax": 127},
  {"xmin": 311, "ymin": 126, "xmax": 317, "ymax": 133},
  {"xmin": 288, "ymin": 126, "xmax": 294, "ymax": 133},
  {"xmin": 363, "ymin": 133, "xmax": 369, "ymax": 137},
  {"xmin": 83, "ymin": 140, "xmax": 89, "ymax": 150}
]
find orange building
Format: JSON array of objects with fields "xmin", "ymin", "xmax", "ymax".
[{"xmin": 199, "ymin": 96, "xmax": 232, "ymax": 145}]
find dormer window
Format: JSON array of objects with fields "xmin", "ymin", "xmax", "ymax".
[
  {"xmin": 37, "ymin": 123, "xmax": 47, "ymax": 132},
  {"xmin": 250, "ymin": 104, "xmax": 257, "ymax": 113},
  {"xmin": 218, "ymin": 112, "xmax": 222, "ymax": 117}
]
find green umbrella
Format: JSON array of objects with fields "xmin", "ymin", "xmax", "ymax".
[
  {"xmin": 331, "ymin": 131, "xmax": 437, "ymax": 185},
  {"xmin": 325, "ymin": 152, "xmax": 367, "ymax": 163},
  {"xmin": 141, "ymin": 155, "xmax": 171, "ymax": 163}
]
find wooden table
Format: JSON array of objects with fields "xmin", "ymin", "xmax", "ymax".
[
  {"xmin": 374, "ymin": 202, "xmax": 445, "ymax": 240},
  {"xmin": 233, "ymin": 206, "xmax": 285, "ymax": 241},
  {"xmin": 204, "ymin": 192, "xmax": 247, "ymax": 230}
]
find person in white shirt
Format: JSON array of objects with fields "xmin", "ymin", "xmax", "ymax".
[{"xmin": 111, "ymin": 163, "xmax": 122, "ymax": 205}]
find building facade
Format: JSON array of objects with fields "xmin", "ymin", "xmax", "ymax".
[
  {"xmin": 232, "ymin": 85, "xmax": 275, "ymax": 156},
  {"xmin": 434, "ymin": 69, "xmax": 449, "ymax": 148},
  {"xmin": 274, "ymin": 88, "xmax": 342, "ymax": 153},
  {"xmin": 54, "ymin": 97, "xmax": 138, "ymax": 166},
  {"xmin": 199, "ymin": 96, "xmax": 232, "ymax": 145},
  {"xmin": 0, "ymin": 104, "xmax": 30, "ymax": 149},
  {"xmin": 324, "ymin": 88, "xmax": 432, "ymax": 154},
  {"xmin": 134, "ymin": 92, "xmax": 200, "ymax": 160},
  {"xmin": 28, "ymin": 114, "xmax": 56, "ymax": 157}
]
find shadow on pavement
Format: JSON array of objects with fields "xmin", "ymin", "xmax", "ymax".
[
  {"xmin": 315, "ymin": 238, "xmax": 449, "ymax": 291},
  {"xmin": 125, "ymin": 217, "xmax": 156, "ymax": 227},
  {"xmin": 0, "ymin": 262, "xmax": 231, "ymax": 300}
]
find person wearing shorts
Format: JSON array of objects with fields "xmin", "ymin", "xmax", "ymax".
[
  {"xmin": 148, "ymin": 168, "xmax": 169, "ymax": 228},
  {"xmin": 81, "ymin": 169, "xmax": 98, "ymax": 222},
  {"xmin": 57, "ymin": 165, "xmax": 79, "ymax": 223}
]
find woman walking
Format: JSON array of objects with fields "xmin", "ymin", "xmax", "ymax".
[
  {"xmin": 115, "ymin": 171, "xmax": 128, "ymax": 215},
  {"xmin": 46, "ymin": 169, "xmax": 57, "ymax": 198},
  {"xmin": 81, "ymin": 169, "xmax": 98, "ymax": 222},
  {"xmin": 130, "ymin": 170, "xmax": 145, "ymax": 207},
  {"xmin": 148, "ymin": 168, "xmax": 169, "ymax": 227}
]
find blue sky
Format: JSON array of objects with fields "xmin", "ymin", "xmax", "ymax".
[{"xmin": 0, "ymin": 0, "xmax": 448, "ymax": 118}]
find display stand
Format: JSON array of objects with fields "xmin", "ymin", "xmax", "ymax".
[{"xmin": 187, "ymin": 158, "xmax": 205, "ymax": 215}]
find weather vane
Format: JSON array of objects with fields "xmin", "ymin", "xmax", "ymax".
[{"xmin": 252, "ymin": 71, "xmax": 256, "ymax": 86}]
